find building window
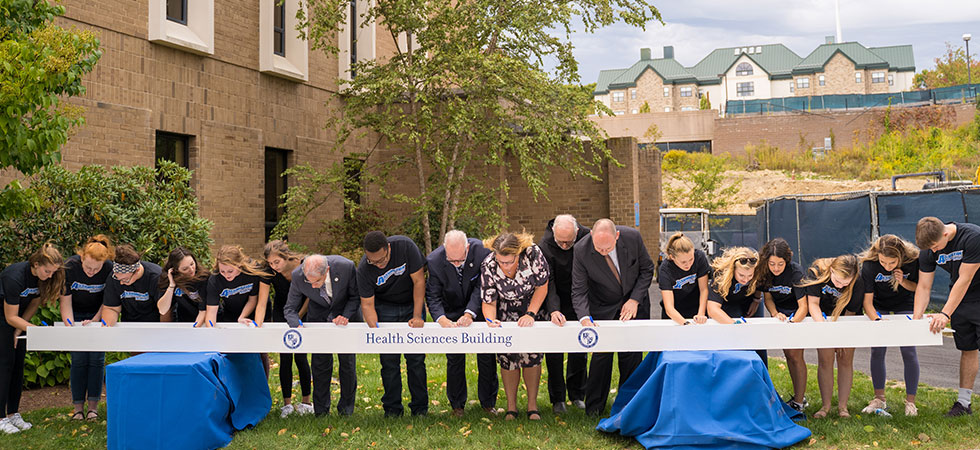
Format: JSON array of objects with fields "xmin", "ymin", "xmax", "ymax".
[
  {"xmin": 155, "ymin": 131, "xmax": 190, "ymax": 168},
  {"xmin": 736, "ymin": 81, "xmax": 754, "ymax": 97},
  {"xmin": 888, "ymin": 73, "xmax": 894, "ymax": 86},
  {"xmin": 872, "ymin": 72, "xmax": 885, "ymax": 83},
  {"xmin": 265, "ymin": 148, "xmax": 290, "ymax": 240},
  {"xmin": 664, "ymin": 107, "xmax": 671, "ymax": 112},
  {"xmin": 735, "ymin": 62, "xmax": 753, "ymax": 76},
  {"xmin": 681, "ymin": 106, "xmax": 696, "ymax": 111},
  {"xmin": 613, "ymin": 110, "xmax": 625, "ymax": 115},
  {"xmin": 342, "ymin": 157, "xmax": 364, "ymax": 219},
  {"xmin": 790, "ymin": 83, "xmax": 794, "ymax": 93},
  {"xmin": 631, "ymin": 109, "xmax": 638, "ymax": 114},
  {"xmin": 855, "ymin": 72, "xmax": 862, "ymax": 83},
  {"xmin": 680, "ymin": 87, "xmax": 692, "ymax": 97},
  {"xmin": 612, "ymin": 91, "xmax": 624, "ymax": 102},
  {"xmin": 339, "ymin": 0, "xmax": 376, "ymax": 83},
  {"xmin": 797, "ymin": 77, "xmax": 809, "ymax": 89},
  {"xmin": 166, "ymin": 0, "xmax": 187, "ymax": 24},
  {"xmin": 630, "ymin": 89, "xmax": 637, "ymax": 100},
  {"xmin": 663, "ymin": 87, "xmax": 670, "ymax": 97},
  {"xmin": 273, "ymin": 1, "xmax": 285, "ymax": 56},
  {"xmin": 819, "ymin": 75, "xmax": 825, "ymax": 86}
]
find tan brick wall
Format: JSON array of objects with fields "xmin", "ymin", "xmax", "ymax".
[
  {"xmin": 674, "ymin": 83, "xmax": 699, "ymax": 110},
  {"xmin": 635, "ymin": 69, "xmax": 669, "ymax": 112},
  {"xmin": 815, "ymin": 52, "xmax": 864, "ymax": 95}
]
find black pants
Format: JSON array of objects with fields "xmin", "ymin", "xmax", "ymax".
[
  {"xmin": 311, "ymin": 353, "xmax": 356, "ymax": 415},
  {"xmin": 585, "ymin": 351, "xmax": 641, "ymax": 416},
  {"xmin": 545, "ymin": 352, "xmax": 587, "ymax": 404},
  {"xmin": 280, "ymin": 353, "xmax": 312, "ymax": 400},
  {"xmin": 377, "ymin": 303, "xmax": 428, "ymax": 416},
  {"xmin": 0, "ymin": 326, "xmax": 25, "ymax": 416},
  {"xmin": 446, "ymin": 353, "xmax": 498, "ymax": 409}
]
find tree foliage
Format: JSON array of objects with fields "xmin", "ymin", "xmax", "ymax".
[
  {"xmin": 662, "ymin": 150, "xmax": 740, "ymax": 212},
  {"xmin": 289, "ymin": 0, "xmax": 661, "ymax": 252},
  {"xmin": 0, "ymin": 0, "xmax": 102, "ymax": 219},
  {"xmin": 914, "ymin": 42, "xmax": 980, "ymax": 89}
]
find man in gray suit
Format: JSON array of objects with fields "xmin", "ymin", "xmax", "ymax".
[{"xmin": 285, "ymin": 254, "xmax": 360, "ymax": 416}]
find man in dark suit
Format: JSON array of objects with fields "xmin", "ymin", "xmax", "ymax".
[
  {"xmin": 284, "ymin": 254, "xmax": 361, "ymax": 416},
  {"xmin": 572, "ymin": 218, "xmax": 655, "ymax": 416},
  {"xmin": 425, "ymin": 230, "xmax": 499, "ymax": 416},
  {"xmin": 539, "ymin": 214, "xmax": 590, "ymax": 414}
]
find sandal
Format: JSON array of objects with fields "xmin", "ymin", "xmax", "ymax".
[
  {"xmin": 813, "ymin": 409, "xmax": 829, "ymax": 419},
  {"xmin": 86, "ymin": 410, "xmax": 99, "ymax": 421},
  {"xmin": 838, "ymin": 409, "xmax": 850, "ymax": 418},
  {"xmin": 527, "ymin": 410, "xmax": 541, "ymax": 421},
  {"xmin": 504, "ymin": 410, "xmax": 518, "ymax": 421},
  {"xmin": 71, "ymin": 411, "xmax": 84, "ymax": 421}
]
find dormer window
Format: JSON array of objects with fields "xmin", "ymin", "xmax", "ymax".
[{"xmin": 736, "ymin": 62, "xmax": 753, "ymax": 76}]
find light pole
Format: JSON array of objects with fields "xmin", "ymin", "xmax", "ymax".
[{"xmin": 964, "ymin": 33, "xmax": 972, "ymax": 87}]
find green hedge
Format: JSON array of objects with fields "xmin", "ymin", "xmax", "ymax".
[{"xmin": 1, "ymin": 161, "xmax": 213, "ymax": 387}]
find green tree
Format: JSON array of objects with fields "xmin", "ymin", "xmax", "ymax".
[
  {"xmin": 914, "ymin": 42, "xmax": 980, "ymax": 89},
  {"xmin": 639, "ymin": 101, "xmax": 651, "ymax": 113},
  {"xmin": 699, "ymin": 91, "xmax": 711, "ymax": 110},
  {"xmin": 662, "ymin": 150, "xmax": 740, "ymax": 212},
  {"xmin": 290, "ymin": 0, "xmax": 661, "ymax": 252},
  {"xmin": 0, "ymin": 0, "xmax": 101, "ymax": 220}
]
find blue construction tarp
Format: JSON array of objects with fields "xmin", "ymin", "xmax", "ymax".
[{"xmin": 725, "ymin": 83, "xmax": 979, "ymax": 115}]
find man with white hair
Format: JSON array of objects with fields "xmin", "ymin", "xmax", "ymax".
[
  {"xmin": 538, "ymin": 214, "xmax": 590, "ymax": 414},
  {"xmin": 425, "ymin": 230, "xmax": 498, "ymax": 416},
  {"xmin": 284, "ymin": 254, "xmax": 360, "ymax": 416}
]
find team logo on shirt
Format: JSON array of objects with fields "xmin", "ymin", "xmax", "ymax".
[
  {"xmin": 874, "ymin": 273, "xmax": 892, "ymax": 282},
  {"xmin": 936, "ymin": 250, "xmax": 963, "ymax": 265},
  {"xmin": 220, "ymin": 283, "xmax": 254, "ymax": 298},
  {"xmin": 121, "ymin": 290, "xmax": 151, "ymax": 301},
  {"xmin": 732, "ymin": 283, "xmax": 744, "ymax": 294},
  {"xmin": 672, "ymin": 274, "xmax": 697, "ymax": 290},
  {"xmin": 19, "ymin": 287, "xmax": 39, "ymax": 297},
  {"xmin": 70, "ymin": 282, "xmax": 105, "ymax": 293},
  {"xmin": 821, "ymin": 285, "xmax": 842, "ymax": 297},
  {"xmin": 769, "ymin": 286, "xmax": 792, "ymax": 295},
  {"xmin": 578, "ymin": 328, "xmax": 599, "ymax": 349},
  {"xmin": 376, "ymin": 263, "xmax": 407, "ymax": 286},
  {"xmin": 283, "ymin": 329, "xmax": 303, "ymax": 350}
]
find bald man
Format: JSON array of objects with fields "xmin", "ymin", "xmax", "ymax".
[{"xmin": 571, "ymin": 218, "xmax": 655, "ymax": 416}]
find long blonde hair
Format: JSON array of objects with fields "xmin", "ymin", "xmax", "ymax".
[
  {"xmin": 860, "ymin": 234, "xmax": 919, "ymax": 292},
  {"xmin": 665, "ymin": 232, "xmax": 694, "ymax": 259},
  {"xmin": 29, "ymin": 242, "xmax": 66, "ymax": 305},
  {"xmin": 484, "ymin": 232, "xmax": 535, "ymax": 257},
  {"xmin": 214, "ymin": 245, "xmax": 270, "ymax": 277},
  {"xmin": 710, "ymin": 247, "xmax": 758, "ymax": 301},
  {"xmin": 799, "ymin": 255, "xmax": 859, "ymax": 320}
]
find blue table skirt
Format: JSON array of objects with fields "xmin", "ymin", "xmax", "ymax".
[
  {"xmin": 597, "ymin": 351, "xmax": 811, "ymax": 450},
  {"xmin": 106, "ymin": 353, "xmax": 272, "ymax": 450}
]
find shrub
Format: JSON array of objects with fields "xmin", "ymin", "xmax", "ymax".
[{"xmin": 1, "ymin": 161, "xmax": 213, "ymax": 387}]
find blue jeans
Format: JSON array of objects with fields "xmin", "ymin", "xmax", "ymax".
[
  {"xmin": 376, "ymin": 302, "xmax": 428, "ymax": 416},
  {"xmin": 70, "ymin": 351, "xmax": 105, "ymax": 404}
]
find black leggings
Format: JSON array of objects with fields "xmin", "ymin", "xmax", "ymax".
[
  {"xmin": 280, "ymin": 353, "xmax": 311, "ymax": 400},
  {"xmin": 0, "ymin": 326, "xmax": 25, "ymax": 416}
]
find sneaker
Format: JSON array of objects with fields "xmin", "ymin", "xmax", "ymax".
[
  {"xmin": 280, "ymin": 404, "xmax": 295, "ymax": 418},
  {"xmin": 786, "ymin": 400, "xmax": 805, "ymax": 413},
  {"xmin": 905, "ymin": 401, "xmax": 918, "ymax": 417},
  {"xmin": 571, "ymin": 399, "xmax": 586, "ymax": 409},
  {"xmin": 552, "ymin": 402, "xmax": 567, "ymax": 414},
  {"xmin": 0, "ymin": 418, "xmax": 19, "ymax": 434},
  {"xmin": 946, "ymin": 401, "xmax": 972, "ymax": 417},
  {"xmin": 294, "ymin": 403, "xmax": 314, "ymax": 416},
  {"xmin": 7, "ymin": 413, "xmax": 31, "ymax": 431},
  {"xmin": 861, "ymin": 398, "xmax": 887, "ymax": 414}
]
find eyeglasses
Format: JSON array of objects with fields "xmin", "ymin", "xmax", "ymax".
[
  {"xmin": 737, "ymin": 257, "xmax": 758, "ymax": 266},
  {"xmin": 555, "ymin": 238, "xmax": 575, "ymax": 249},
  {"xmin": 366, "ymin": 247, "xmax": 389, "ymax": 266},
  {"xmin": 447, "ymin": 245, "xmax": 469, "ymax": 265},
  {"xmin": 112, "ymin": 272, "xmax": 135, "ymax": 282}
]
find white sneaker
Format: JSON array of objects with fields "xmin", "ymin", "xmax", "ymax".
[
  {"xmin": 294, "ymin": 403, "xmax": 314, "ymax": 416},
  {"xmin": 905, "ymin": 400, "xmax": 918, "ymax": 417},
  {"xmin": 7, "ymin": 413, "xmax": 31, "ymax": 431},
  {"xmin": 0, "ymin": 418, "xmax": 20, "ymax": 434},
  {"xmin": 280, "ymin": 404, "xmax": 295, "ymax": 418},
  {"xmin": 861, "ymin": 398, "xmax": 887, "ymax": 414}
]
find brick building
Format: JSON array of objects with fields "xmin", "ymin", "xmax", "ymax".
[
  {"xmin": 1, "ymin": 1, "xmax": 660, "ymax": 255},
  {"xmin": 595, "ymin": 40, "xmax": 915, "ymax": 117}
]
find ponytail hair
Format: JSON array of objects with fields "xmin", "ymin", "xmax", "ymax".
[
  {"xmin": 799, "ymin": 254, "xmax": 859, "ymax": 320},
  {"xmin": 77, "ymin": 234, "xmax": 115, "ymax": 262},
  {"xmin": 665, "ymin": 232, "xmax": 694, "ymax": 259},
  {"xmin": 484, "ymin": 231, "xmax": 535, "ymax": 257},
  {"xmin": 860, "ymin": 234, "xmax": 919, "ymax": 291},
  {"xmin": 28, "ymin": 242, "xmax": 66, "ymax": 305}
]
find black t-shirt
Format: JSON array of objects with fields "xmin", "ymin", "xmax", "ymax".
[
  {"xmin": 764, "ymin": 261, "xmax": 805, "ymax": 312},
  {"xmin": 268, "ymin": 270, "xmax": 291, "ymax": 322},
  {"xmin": 920, "ymin": 222, "xmax": 980, "ymax": 303},
  {"xmin": 657, "ymin": 249, "xmax": 710, "ymax": 318},
  {"xmin": 1, "ymin": 261, "xmax": 40, "ymax": 319},
  {"xmin": 172, "ymin": 278, "xmax": 209, "ymax": 322},
  {"xmin": 103, "ymin": 262, "xmax": 163, "ymax": 322},
  {"xmin": 708, "ymin": 280, "xmax": 759, "ymax": 318},
  {"xmin": 803, "ymin": 269, "xmax": 862, "ymax": 316},
  {"xmin": 861, "ymin": 259, "xmax": 918, "ymax": 311},
  {"xmin": 358, "ymin": 235, "xmax": 425, "ymax": 305},
  {"xmin": 207, "ymin": 272, "xmax": 262, "ymax": 322},
  {"xmin": 63, "ymin": 255, "xmax": 112, "ymax": 320}
]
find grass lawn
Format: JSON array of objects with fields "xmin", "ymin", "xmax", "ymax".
[{"xmin": 3, "ymin": 353, "xmax": 979, "ymax": 449}]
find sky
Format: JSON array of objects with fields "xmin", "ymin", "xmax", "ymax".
[{"xmin": 568, "ymin": 0, "xmax": 980, "ymax": 84}]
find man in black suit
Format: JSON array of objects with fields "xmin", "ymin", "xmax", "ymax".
[
  {"xmin": 425, "ymin": 230, "xmax": 499, "ymax": 416},
  {"xmin": 539, "ymin": 214, "xmax": 590, "ymax": 414},
  {"xmin": 284, "ymin": 254, "xmax": 361, "ymax": 416},
  {"xmin": 571, "ymin": 218, "xmax": 655, "ymax": 416}
]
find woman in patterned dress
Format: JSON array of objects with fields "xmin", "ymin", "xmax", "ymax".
[{"xmin": 481, "ymin": 232, "xmax": 550, "ymax": 421}]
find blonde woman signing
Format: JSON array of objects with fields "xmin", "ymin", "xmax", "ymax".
[
  {"xmin": 482, "ymin": 232, "xmax": 550, "ymax": 421},
  {"xmin": 658, "ymin": 233, "xmax": 710, "ymax": 325},
  {"xmin": 706, "ymin": 247, "xmax": 766, "ymax": 363}
]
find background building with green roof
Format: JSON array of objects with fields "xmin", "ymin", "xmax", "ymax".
[{"xmin": 594, "ymin": 38, "xmax": 914, "ymax": 117}]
